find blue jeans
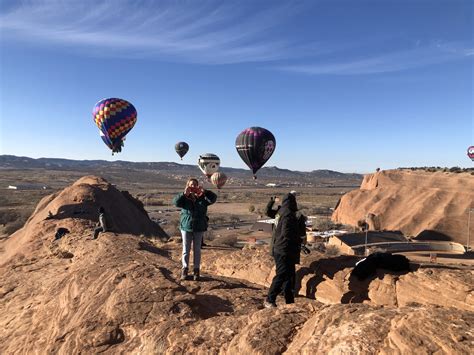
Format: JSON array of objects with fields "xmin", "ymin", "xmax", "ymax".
[{"xmin": 181, "ymin": 230, "xmax": 203, "ymax": 270}]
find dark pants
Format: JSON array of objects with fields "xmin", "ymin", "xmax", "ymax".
[
  {"xmin": 93, "ymin": 227, "xmax": 104, "ymax": 239},
  {"xmin": 267, "ymin": 253, "xmax": 296, "ymax": 304}
]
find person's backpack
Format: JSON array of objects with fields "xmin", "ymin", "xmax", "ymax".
[{"xmin": 295, "ymin": 212, "xmax": 307, "ymax": 237}]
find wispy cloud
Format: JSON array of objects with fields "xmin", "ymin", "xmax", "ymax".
[
  {"xmin": 1, "ymin": 1, "xmax": 472, "ymax": 73},
  {"xmin": 0, "ymin": 0, "xmax": 307, "ymax": 64},
  {"xmin": 277, "ymin": 42, "xmax": 474, "ymax": 75}
]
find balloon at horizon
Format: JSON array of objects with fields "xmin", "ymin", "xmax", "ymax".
[
  {"xmin": 468, "ymin": 146, "xmax": 474, "ymax": 161},
  {"xmin": 93, "ymin": 98, "xmax": 137, "ymax": 155},
  {"xmin": 210, "ymin": 171, "xmax": 228, "ymax": 190},
  {"xmin": 175, "ymin": 141, "xmax": 189, "ymax": 160},
  {"xmin": 92, "ymin": 101, "xmax": 279, "ymax": 180},
  {"xmin": 198, "ymin": 153, "xmax": 220, "ymax": 179},
  {"xmin": 235, "ymin": 126, "xmax": 276, "ymax": 179}
]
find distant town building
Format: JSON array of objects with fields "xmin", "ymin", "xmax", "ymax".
[
  {"xmin": 7, "ymin": 184, "xmax": 50, "ymax": 190},
  {"xmin": 327, "ymin": 231, "xmax": 407, "ymax": 255}
]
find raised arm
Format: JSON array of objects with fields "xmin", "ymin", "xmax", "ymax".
[
  {"xmin": 203, "ymin": 189, "xmax": 217, "ymax": 205},
  {"xmin": 265, "ymin": 197, "xmax": 278, "ymax": 218},
  {"xmin": 173, "ymin": 193, "xmax": 187, "ymax": 208}
]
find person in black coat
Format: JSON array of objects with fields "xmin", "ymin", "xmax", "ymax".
[{"xmin": 264, "ymin": 193, "xmax": 301, "ymax": 308}]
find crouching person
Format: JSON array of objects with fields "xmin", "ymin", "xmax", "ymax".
[{"xmin": 93, "ymin": 207, "xmax": 109, "ymax": 239}]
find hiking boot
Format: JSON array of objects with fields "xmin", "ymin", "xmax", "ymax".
[
  {"xmin": 263, "ymin": 300, "xmax": 277, "ymax": 308},
  {"xmin": 180, "ymin": 268, "xmax": 188, "ymax": 280},
  {"xmin": 193, "ymin": 269, "xmax": 200, "ymax": 281}
]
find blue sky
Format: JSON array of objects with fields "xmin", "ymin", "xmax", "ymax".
[{"xmin": 0, "ymin": 0, "xmax": 472, "ymax": 173}]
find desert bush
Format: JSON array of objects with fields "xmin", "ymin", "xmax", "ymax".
[
  {"xmin": 313, "ymin": 219, "xmax": 337, "ymax": 231},
  {"xmin": 204, "ymin": 230, "xmax": 215, "ymax": 242},
  {"xmin": 230, "ymin": 215, "xmax": 240, "ymax": 228},
  {"xmin": 248, "ymin": 205, "xmax": 255, "ymax": 213},
  {"xmin": 4, "ymin": 219, "xmax": 25, "ymax": 236},
  {"xmin": 449, "ymin": 166, "xmax": 461, "ymax": 173},
  {"xmin": 0, "ymin": 210, "xmax": 19, "ymax": 225},
  {"xmin": 147, "ymin": 198, "xmax": 165, "ymax": 206},
  {"xmin": 230, "ymin": 215, "xmax": 240, "ymax": 223},
  {"xmin": 325, "ymin": 244, "xmax": 340, "ymax": 256},
  {"xmin": 357, "ymin": 219, "xmax": 369, "ymax": 231},
  {"xmin": 218, "ymin": 234, "xmax": 238, "ymax": 247},
  {"xmin": 163, "ymin": 218, "xmax": 180, "ymax": 237},
  {"xmin": 210, "ymin": 216, "xmax": 226, "ymax": 225}
]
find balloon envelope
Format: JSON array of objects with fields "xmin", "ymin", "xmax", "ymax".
[
  {"xmin": 175, "ymin": 142, "xmax": 189, "ymax": 159},
  {"xmin": 468, "ymin": 146, "xmax": 474, "ymax": 161},
  {"xmin": 211, "ymin": 172, "xmax": 227, "ymax": 189},
  {"xmin": 198, "ymin": 153, "xmax": 220, "ymax": 178},
  {"xmin": 235, "ymin": 126, "xmax": 276, "ymax": 177},
  {"xmin": 93, "ymin": 98, "xmax": 137, "ymax": 153}
]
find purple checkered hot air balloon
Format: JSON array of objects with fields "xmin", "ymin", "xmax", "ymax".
[
  {"xmin": 93, "ymin": 98, "xmax": 137, "ymax": 154},
  {"xmin": 235, "ymin": 126, "xmax": 276, "ymax": 179}
]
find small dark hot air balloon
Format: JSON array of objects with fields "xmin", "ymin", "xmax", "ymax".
[
  {"xmin": 235, "ymin": 126, "xmax": 276, "ymax": 179},
  {"xmin": 93, "ymin": 98, "xmax": 137, "ymax": 155},
  {"xmin": 198, "ymin": 153, "xmax": 220, "ymax": 179},
  {"xmin": 468, "ymin": 146, "xmax": 474, "ymax": 161},
  {"xmin": 175, "ymin": 141, "xmax": 189, "ymax": 160},
  {"xmin": 210, "ymin": 172, "xmax": 227, "ymax": 190}
]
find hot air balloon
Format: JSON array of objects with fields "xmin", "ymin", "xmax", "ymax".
[
  {"xmin": 468, "ymin": 146, "xmax": 474, "ymax": 161},
  {"xmin": 198, "ymin": 153, "xmax": 220, "ymax": 179},
  {"xmin": 175, "ymin": 142, "xmax": 189, "ymax": 160},
  {"xmin": 210, "ymin": 172, "xmax": 227, "ymax": 190},
  {"xmin": 235, "ymin": 126, "xmax": 276, "ymax": 179},
  {"xmin": 93, "ymin": 98, "xmax": 137, "ymax": 154}
]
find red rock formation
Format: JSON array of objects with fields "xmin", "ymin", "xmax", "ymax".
[
  {"xmin": 332, "ymin": 169, "xmax": 474, "ymax": 245},
  {"xmin": 1, "ymin": 176, "xmax": 472, "ymax": 354}
]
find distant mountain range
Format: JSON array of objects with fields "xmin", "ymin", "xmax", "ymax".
[{"xmin": 0, "ymin": 155, "xmax": 363, "ymax": 182}]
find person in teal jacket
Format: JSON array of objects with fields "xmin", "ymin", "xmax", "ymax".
[{"xmin": 173, "ymin": 178, "xmax": 217, "ymax": 281}]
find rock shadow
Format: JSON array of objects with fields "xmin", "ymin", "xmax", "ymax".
[
  {"xmin": 207, "ymin": 279, "xmax": 261, "ymax": 291},
  {"xmin": 415, "ymin": 230, "xmax": 452, "ymax": 241},
  {"xmin": 341, "ymin": 261, "xmax": 417, "ymax": 304},
  {"xmin": 158, "ymin": 267, "xmax": 187, "ymax": 291},
  {"xmin": 296, "ymin": 255, "xmax": 358, "ymax": 299},
  {"xmin": 53, "ymin": 203, "xmax": 97, "ymax": 221},
  {"xmin": 184, "ymin": 294, "xmax": 234, "ymax": 319},
  {"xmin": 138, "ymin": 241, "xmax": 170, "ymax": 258}
]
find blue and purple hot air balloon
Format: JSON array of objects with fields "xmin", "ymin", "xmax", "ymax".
[{"xmin": 93, "ymin": 98, "xmax": 137, "ymax": 154}]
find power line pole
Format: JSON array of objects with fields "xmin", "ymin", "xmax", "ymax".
[
  {"xmin": 468, "ymin": 208, "xmax": 473, "ymax": 252},
  {"xmin": 365, "ymin": 213, "xmax": 369, "ymax": 256}
]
